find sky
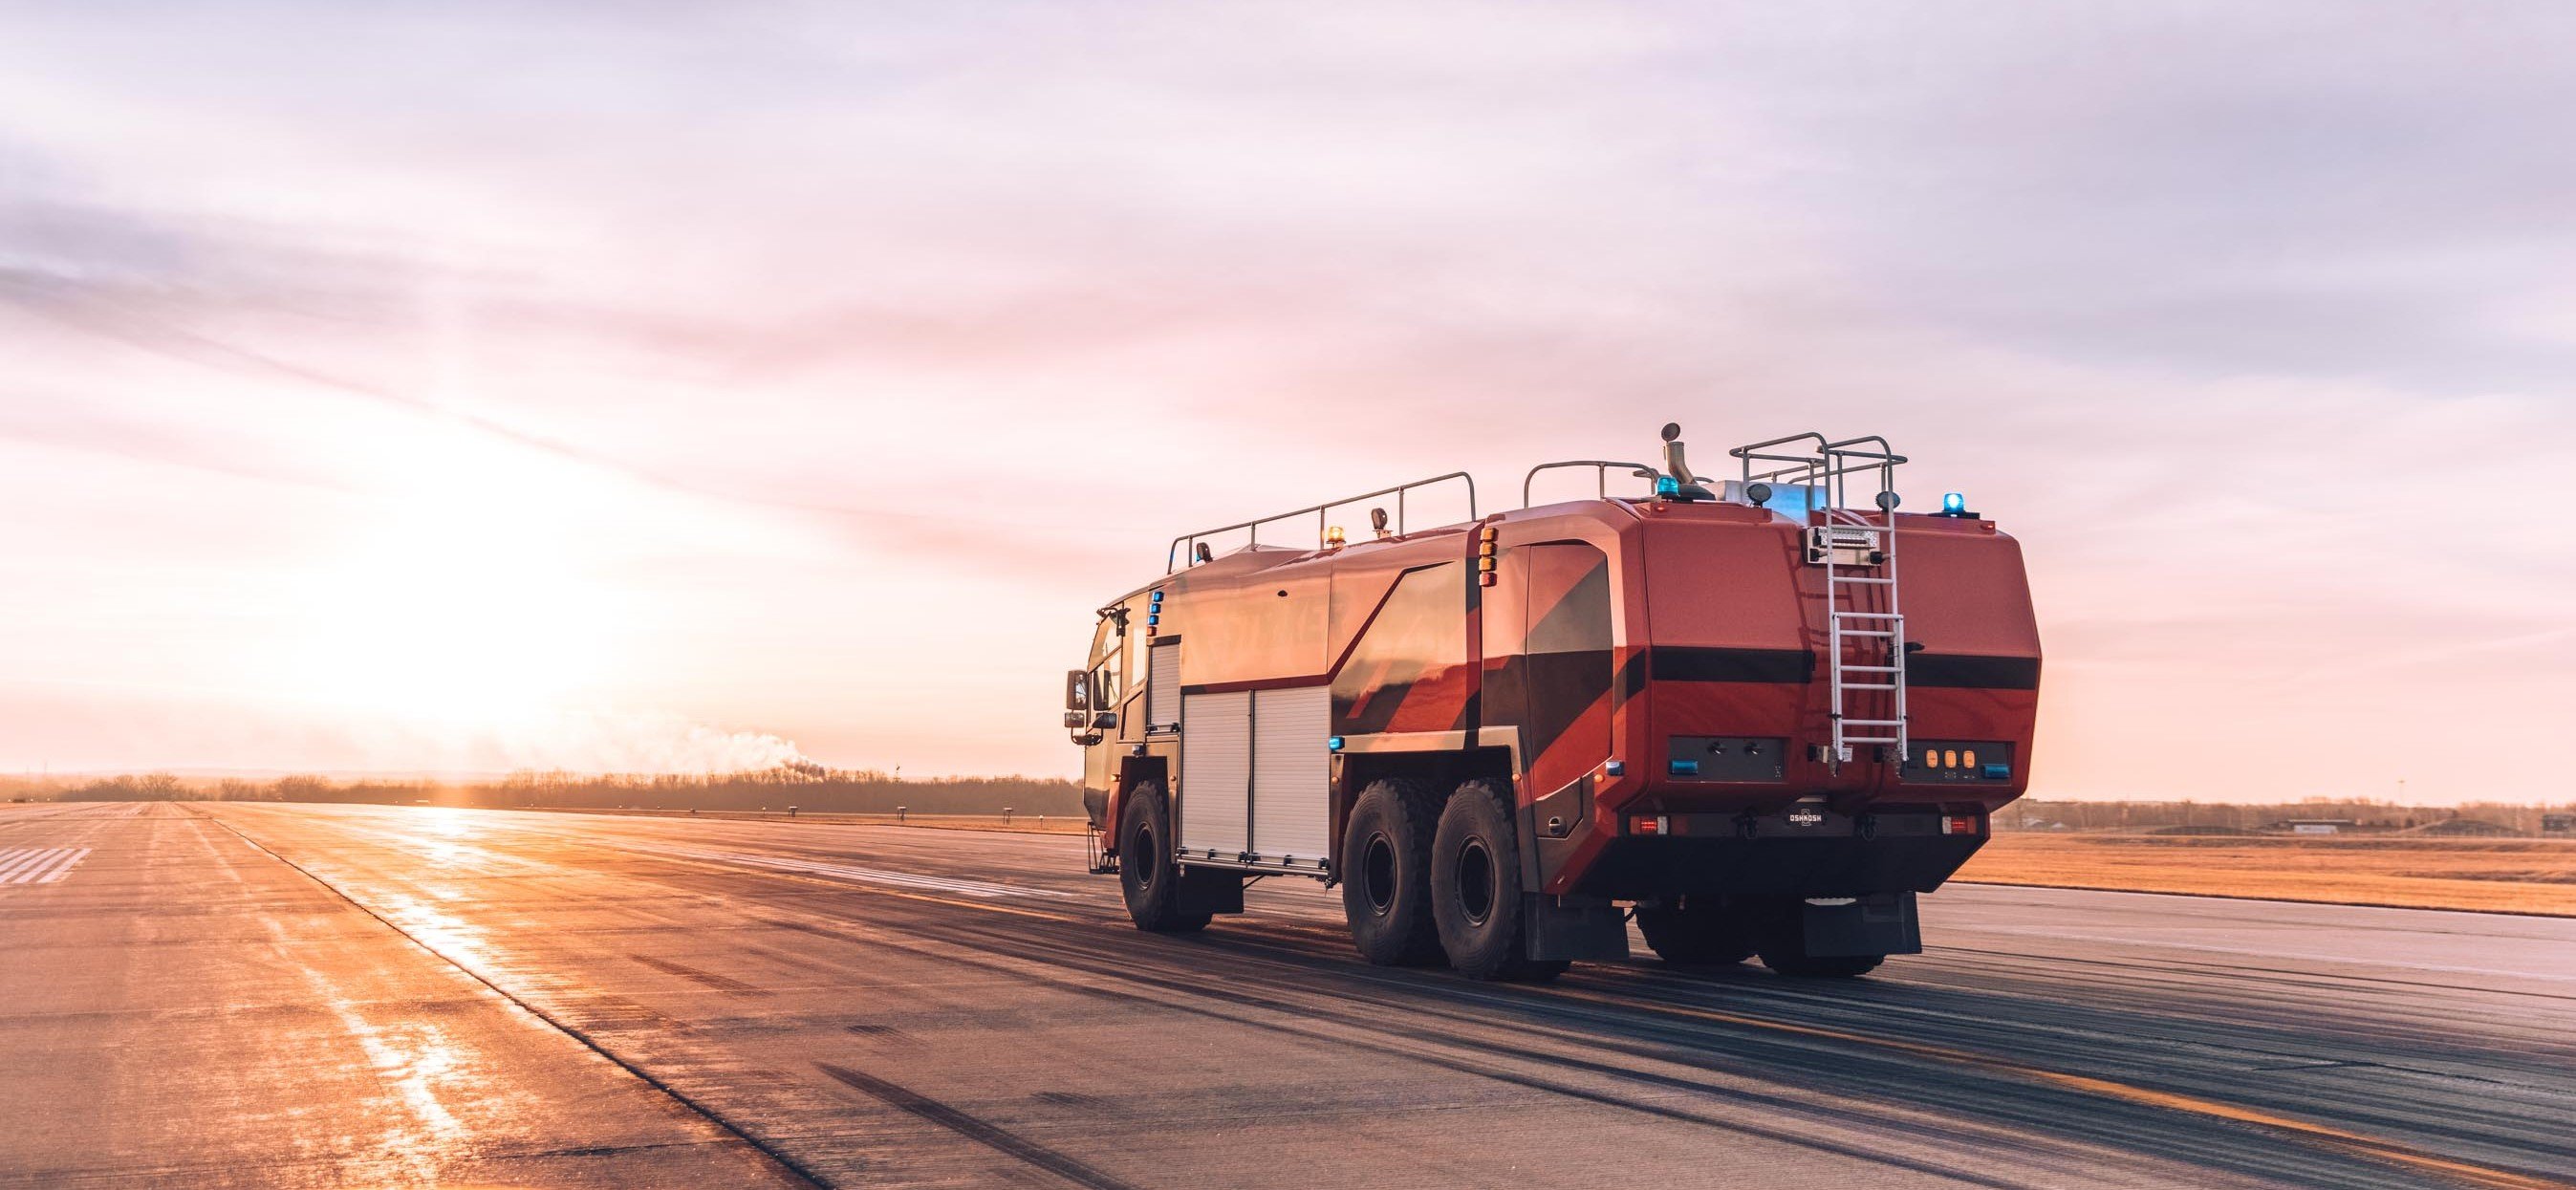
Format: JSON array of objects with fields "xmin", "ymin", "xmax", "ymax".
[{"xmin": 3, "ymin": 2, "xmax": 2572, "ymax": 802}]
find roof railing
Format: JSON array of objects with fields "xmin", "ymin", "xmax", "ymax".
[
  {"xmin": 1522, "ymin": 460, "xmax": 1660, "ymax": 508},
  {"xmin": 1166, "ymin": 471, "xmax": 1477, "ymax": 573},
  {"xmin": 1729, "ymin": 432, "xmax": 1908, "ymax": 511}
]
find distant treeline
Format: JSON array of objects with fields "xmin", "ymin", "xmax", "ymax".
[
  {"xmin": 8, "ymin": 775, "xmax": 2567, "ymax": 834},
  {"xmin": 2, "ymin": 766, "xmax": 1084, "ymax": 817},
  {"xmin": 2007, "ymin": 798, "xmax": 2574, "ymax": 835}
]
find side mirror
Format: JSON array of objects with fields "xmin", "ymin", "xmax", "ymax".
[{"xmin": 1064, "ymin": 669, "xmax": 1092, "ymax": 712}]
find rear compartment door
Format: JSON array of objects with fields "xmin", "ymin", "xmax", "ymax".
[{"xmin": 1250, "ymin": 685, "xmax": 1331, "ymax": 866}]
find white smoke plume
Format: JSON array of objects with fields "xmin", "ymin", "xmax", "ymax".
[{"xmin": 472, "ymin": 708, "xmax": 815, "ymax": 775}]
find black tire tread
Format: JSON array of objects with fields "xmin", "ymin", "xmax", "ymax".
[
  {"xmin": 1119, "ymin": 783, "xmax": 1211, "ymax": 933},
  {"xmin": 1434, "ymin": 778, "xmax": 1554, "ymax": 982},
  {"xmin": 1342, "ymin": 778, "xmax": 1443, "ymax": 965}
]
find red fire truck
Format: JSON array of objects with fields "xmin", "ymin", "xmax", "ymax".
[{"xmin": 1066, "ymin": 426, "xmax": 2039, "ymax": 981}]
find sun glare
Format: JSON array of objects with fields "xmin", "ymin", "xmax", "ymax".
[{"xmin": 280, "ymin": 426, "xmax": 629, "ymax": 732}]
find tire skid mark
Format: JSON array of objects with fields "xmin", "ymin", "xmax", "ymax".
[
  {"xmin": 752, "ymin": 913, "xmax": 2039, "ymax": 1189},
  {"xmin": 815, "ymin": 1063, "xmax": 1141, "ymax": 1190},
  {"xmin": 630, "ymin": 953, "xmax": 774, "ymax": 998},
  {"xmin": 217, "ymin": 806, "xmax": 2574, "ymax": 1190},
  {"xmin": 757, "ymin": 873, "xmax": 2563, "ymax": 1190}
]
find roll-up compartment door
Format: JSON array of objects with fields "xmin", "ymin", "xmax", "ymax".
[
  {"xmin": 1251, "ymin": 685, "xmax": 1332, "ymax": 866},
  {"xmin": 1179, "ymin": 690, "xmax": 1249, "ymax": 857},
  {"xmin": 1147, "ymin": 640, "xmax": 1181, "ymax": 733}
]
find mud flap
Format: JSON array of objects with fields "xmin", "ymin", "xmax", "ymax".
[
  {"xmin": 1174, "ymin": 867, "xmax": 1246, "ymax": 918},
  {"xmin": 1524, "ymin": 894, "xmax": 1629, "ymax": 963},
  {"xmin": 1803, "ymin": 892, "xmax": 1920, "ymax": 958},
  {"xmin": 1082, "ymin": 787, "xmax": 1108, "ymax": 831}
]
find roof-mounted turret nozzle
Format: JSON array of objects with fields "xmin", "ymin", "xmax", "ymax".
[{"xmin": 1657, "ymin": 422, "xmax": 1716, "ymax": 502}]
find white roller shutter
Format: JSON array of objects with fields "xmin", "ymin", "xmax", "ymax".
[
  {"xmin": 1179, "ymin": 690, "xmax": 1250, "ymax": 857},
  {"xmin": 1146, "ymin": 641, "xmax": 1180, "ymax": 733},
  {"xmin": 1251, "ymin": 685, "xmax": 1332, "ymax": 866}
]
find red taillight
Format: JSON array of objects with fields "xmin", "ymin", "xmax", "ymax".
[
  {"xmin": 1940, "ymin": 815, "xmax": 1981, "ymax": 836},
  {"xmin": 1630, "ymin": 814, "xmax": 1671, "ymax": 835}
]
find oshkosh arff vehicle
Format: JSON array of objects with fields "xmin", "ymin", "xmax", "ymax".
[{"xmin": 1065, "ymin": 425, "xmax": 2040, "ymax": 981}]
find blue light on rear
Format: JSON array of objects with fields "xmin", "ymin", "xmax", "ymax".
[
  {"xmin": 1146, "ymin": 613, "xmax": 1158, "ymax": 626},
  {"xmin": 1669, "ymin": 758, "xmax": 1699, "ymax": 776},
  {"xmin": 1655, "ymin": 475, "xmax": 1679, "ymax": 497},
  {"xmin": 1150, "ymin": 590, "xmax": 1163, "ymax": 603},
  {"xmin": 1981, "ymin": 763, "xmax": 2009, "ymax": 779},
  {"xmin": 1942, "ymin": 491, "xmax": 1966, "ymax": 513},
  {"xmin": 1328, "ymin": 736, "xmax": 1344, "ymax": 751}
]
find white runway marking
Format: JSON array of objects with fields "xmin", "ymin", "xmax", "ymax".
[
  {"xmin": 0, "ymin": 847, "xmax": 93, "ymax": 884},
  {"xmin": 629, "ymin": 843, "xmax": 1074, "ymax": 900}
]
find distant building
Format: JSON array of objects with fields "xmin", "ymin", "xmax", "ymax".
[
  {"xmin": 2544, "ymin": 813, "xmax": 2574, "ymax": 836},
  {"xmin": 2271, "ymin": 817, "xmax": 2358, "ymax": 835}
]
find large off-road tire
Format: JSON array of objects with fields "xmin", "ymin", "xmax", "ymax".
[
  {"xmin": 1340, "ymin": 779, "xmax": 1443, "ymax": 965},
  {"xmin": 1750, "ymin": 898, "xmax": 1884, "ymax": 978},
  {"xmin": 1430, "ymin": 779, "xmax": 1568, "ymax": 983},
  {"xmin": 1118, "ymin": 783, "xmax": 1211, "ymax": 933},
  {"xmin": 1636, "ymin": 899, "xmax": 1758, "ymax": 967}
]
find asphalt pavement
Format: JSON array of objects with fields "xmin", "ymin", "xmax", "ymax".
[{"xmin": 3, "ymin": 800, "xmax": 2569, "ymax": 1189}]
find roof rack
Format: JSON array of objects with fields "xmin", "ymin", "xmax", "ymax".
[
  {"xmin": 1167, "ymin": 472, "xmax": 1476, "ymax": 574},
  {"xmin": 1728, "ymin": 432, "xmax": 1908, "ymax": 510},
  {"xmin": 1521, "ymin": 460, "xmax": 1659, "ymax": 508}
]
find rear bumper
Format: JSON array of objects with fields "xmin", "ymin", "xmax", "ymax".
[{"xmin": 1562, "ymin": 809, "xmax": 1983, "ymax": 899}]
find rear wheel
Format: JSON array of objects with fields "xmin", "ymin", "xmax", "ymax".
[
  {"xmin": 1340, "ymin": 779, "xmax": 1442, "ymax": 965},
  {"xmin": 1636, "ymin": 899, "xmax": 1757, "ymax": 966},
  {"xmin": 1749, "ymin": 898, "xmax": 1884, "ymax": 978},
  {"xmin": 1118, "ymin": 783, "xmax": 1210, "ymax": 933},
  {"xmin": 1431, "ymin": 779, "xmax": 1568, "ymax": 983}
]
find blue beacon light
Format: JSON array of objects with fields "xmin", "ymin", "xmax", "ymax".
[
  {"xmin": 1942, "ymin": 492, "xmax": 1966, "ymax": 514},
  {"xmin": 1655, "ymin": 475, "xmax": 1680, "ymax": 497}
]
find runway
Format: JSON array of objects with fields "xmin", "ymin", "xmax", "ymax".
[{"xmin": 3, "ymin": 801, "xmax": 2569, "ymax": 1189}]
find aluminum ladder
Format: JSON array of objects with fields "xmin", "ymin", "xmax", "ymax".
[{"xmin": 1818, "ymin": 503, "xmax": 1908, "ymax": 767}]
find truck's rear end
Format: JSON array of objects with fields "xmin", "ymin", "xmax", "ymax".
[{"xmin": 1533, "ymin": 437, "xmax": 2040, "ymax": 972}]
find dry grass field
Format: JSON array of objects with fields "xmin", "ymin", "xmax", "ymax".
[{"xmin": 1959, "ymin": 833, "xmax": 2576, "ymax": 916}]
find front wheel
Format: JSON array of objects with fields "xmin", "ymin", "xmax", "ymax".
[
  {"xmin": 1118, "ymin": 783, "xmax": 1210, "ymax": 933},
  {"xmin": 1431, "ymin": 779, "xmax": 1567, "ymax": 983}
]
